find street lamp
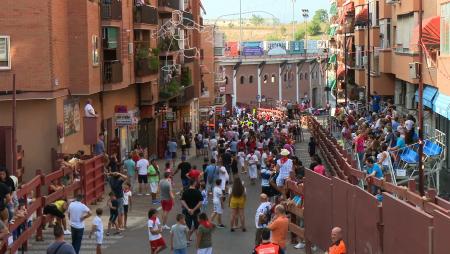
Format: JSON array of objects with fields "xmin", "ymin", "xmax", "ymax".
[
  {"xmin": 291, "ymin": 0, "xmax": 296, "ymax": 41},
  {"xmin": 302, "ymin": 9, "xmax": 309, "ymax": 51}
]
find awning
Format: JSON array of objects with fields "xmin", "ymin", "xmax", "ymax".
[
  {"xmin": 433, "ymin": 92, "xmax": 450, "ymax": 120},
  {"xmin": 411, "ymin": 16, "xmax": 440, "ymax": 49},
  {"xmin": 328, "ymin": 54, "xmax": 337, "ymax": 64},
  {"xmin": 337, "ymin": 65, "xmax": 345, "ymax": 80},
  {"xmin": 343, "ymin": 1, "xmax": 355, "ymax": 16},
  {"xmin": 415, "ymin": 85, "xmax": 438, "ymax": 109},
  {"xmin": 355, "ymin": 5, "xmax": 368, "ymax": 26}
]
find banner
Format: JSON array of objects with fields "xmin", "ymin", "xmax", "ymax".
[
  {"xmin": 265, "ymin": 41, "xmax": 287, "ymax": 55},
  {"xmin": 288, "ymin": 41, "xmax": 305, "ymax": 54},
  {"xmin": 241, "ymin": 41, "xmax": 264, "ymax": 56},
  {"xmin": 224, "ymin": 41, "xmax": 239, "ymax": 57}
]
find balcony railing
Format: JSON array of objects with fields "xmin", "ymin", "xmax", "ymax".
[
  {"xmin": 134, "ymin": 5, "xmax": 158, "ymax": 25},
  {"xmin": 158, "ymin": 0, "xmax": 180, "ymax": 10},
  {"xmin": 103, "ymin": 61, "xmax": 123, "ymax": 84},
  {"xmin": 184, "ymin": 48, "xmax": 197, "ymax": 63},
  {"xmin": 182, "ymin": 11, "xmax": 194, "ymax": 27},
  {"xmin": 214, "ymin": 96, "xmax": 226, "ymax": 105},
  {"xmin": 101, "ymin": 0, "xmax": 122, "ymax": 20},
  {"xmin": 135, "ymin": 58, "xmax": 159, "ymax": 77}
]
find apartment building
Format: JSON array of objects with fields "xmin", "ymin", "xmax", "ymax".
[
  {"xmin": 0, "ymin": 0, "xmax": 205, "ymax": 179},
  {"xmin": 329, "ymin": 0, "xmax": 450, "ymax": 169}
]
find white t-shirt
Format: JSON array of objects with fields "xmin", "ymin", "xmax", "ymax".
[
  {"xmin": 261, "ymin": 152, "xmax": 268, "ymax": 168},
  {"xmin": 148, "ymin": 218, "xmax": 162, "ymax": 241},
  {"xmin": 219, "ymin": 167, "xmax": 229, "ymax": 190},
  {"xmin": 123, "ymin": 190, "xmax": 132, "ymax": 205},
  {"xmin": 68, "ymin": 201, "xmax": 90, "ymax": 229},
  {"xmin": 255, "ymin": 202, "xmax": 272, "ymax": 228},
  {"xmin": 92, "ymin": 216, "xmax": 103, "ymax": 234},
  {"xmin": 213, "ymin": 186, "xmax": 222, "ymax": 203},
  {"xmin": 136, "ymin": 159, "xmax": 149, "ymax": 176},
  {"xmin": 84, "ymin": 103, "xmax": 96, "ymax": 117},
  {"xmin": 209, "ymin": 139, "xmax": 218, "ymax": 149}
]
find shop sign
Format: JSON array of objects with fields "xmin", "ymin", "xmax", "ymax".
[
  {"xmin": 165, "ymin": 112, "xmax": 176, "ymax": 121},
  {"xmin": 115, "ymin": 112, "xmax": 133, "ymax": 126}
]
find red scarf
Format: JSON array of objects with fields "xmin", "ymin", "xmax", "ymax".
[
  {"xmin": 280, "ymin": 157, "xmax": 288, "ymax": 164},
  {"xmin": 199, "ymin": 220, "xmax": 213, "ymax": 229}
]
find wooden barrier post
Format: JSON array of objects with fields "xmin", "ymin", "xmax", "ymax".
[{"xmin": 35, "ymin": 169, "xmax": 43, "ymax": 242}]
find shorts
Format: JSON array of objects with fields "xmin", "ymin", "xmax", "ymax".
[
  {"xmin": 171, "ymin": 152, "xmax": 177, "ymax": 159},
  {"xmin": 161, "ymin": 199, "xmax": 174, "ymax": 212},
  {"xmin": 117, "ymin": 198, "xmax": 124, "ymax": 215},
  {"xmin": 182, "ymin": 178, "xmax": 190, "ymax": 189},
  {"xmin": 174, "ymin": 248, "xmax": 187, "ymax": 254},
  {"xmin": 184, "ymin": 211, "xmax": 199, "ymax": 230},
  {"xmin": 43, "ymin": 204, "xmax": 65, "ymax": 219},
  {"xmin": 109, "ymin": 212, "xmax": 118, "ymax": 223},
  {"xmin": 150, "ymin": 182, "xmax": 158, "ymax": 194},
  {"xmin": 213, "ymin": 201, "xmax": 222, "ymax": 214},
  {"xmin": 150, "ymin": 237, "xmax": 166, "ymax": 251},
  {"xmin": 276, "ymin": 175, "xmax": 288, "ymax": 187},
  {"xmin": 138, "ymin": 174, "xmax": 148, "ymax": 184},
  {"xmin": 95, "ymin": 232, "xmax": 103, "ymax": 245},
  {"xmin": 197, "ymin": 247, "xmax": 213, "ymax": 254},
  {"xmin": 229, "ymin": 196, "xmax": 245, "ymax": 209},
  {"xmin": 123, "ymin": 205, "xmax": 129, "ymax": 214}
]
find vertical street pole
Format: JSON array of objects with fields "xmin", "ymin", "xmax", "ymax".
[
  {"xmin": 292, "ymin": 0, "xmax": 296, "ymax": 41},
  {"xmin": 418, "ymin": 0, "xmax": 425, "ymax": 196},
  {"xmin": 367, "ymin": 2, "xmax": 371, "ymax": 109},
  {"xmin": 239, "ymin": 0, "xmax": 243, "ymax": 46},
  {"xmin": 12, "ymin": 74, "xmax": 17, "ymax": 176},
  {"xmin": 344, "ymin": 29, "xmax": 348, "ymax": 105}
]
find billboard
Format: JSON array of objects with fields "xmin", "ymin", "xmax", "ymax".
[
  {"xmin": 265, "ymin": 41, "xmax": 288, "ymax": 55},
  {"xmin": 224, "ymin": 41, "xmax": 239, "ymax": 57},
  {"xmin": 288, "ymin": 41, "xmax": 305, "ymax": 54},
  {"xmin": 241, "ymin": 41, "xmax": 264, "ymax": 56}
]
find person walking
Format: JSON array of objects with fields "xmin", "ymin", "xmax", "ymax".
[
  {"xmin": 160, "ymin": 172, "xmax": 174, "ymax": 230},
  {"xmin": 229, "ymin": 176, "xmax": 246, "ymax": 232},
  {"xmin": 47, "ymin": 224, "xmax": 76, "ymax": 254},
  {"xmin": 148, "ymin": 159, "xmax": 161, "ymax": 205},
  {"xmin": 197, "ymin": 213, "xmax": 215, "ymax": 254},
  {"xmin": 168, "ymin": 138, "xmax": 178, "ymax": 168},
  {"xmin": 148, "ymin": 209, "xmax": 167, "ymax": 254},
  {"xmin": 68, "ymin": 194, "xmax": 91, "ymax": 254},
  {"xmin": 123, "ymin": 154, "xmax": 136, "ymax": 193},
  {"xmin": 170, "ymin": 214, "xmax": 189, "ymax": 254},
  {"xmin": 89, "ymin": 208, "xmax": 104, "ymax": 254},
  {"xmin": 267, "ymin": 205, "xmax": 289, "ymax": 253},
  {"xmin": 254, "ymin": 194, "xmax": 271, "ymax": 245},
  {"xmin": 181, "ymin": 179, "xmax": 203, "ymax": 241},
  {"xmin": 210, "ymin": 179, "xmax": 225, "ymax": 228},
  {"xmin": 174, "ymin": 155, "xmax": 192, "ymax": 190},
  {"xmin": 253, "ymin": 228, "xmax": 281, "ymax": 254},
  {"xmin": 329, "ymin": 227, "xmax": 346, "ymax": 254},
  {"xmin": 136, "ymin": 153, "xmax": 150, "ymax": 196}
]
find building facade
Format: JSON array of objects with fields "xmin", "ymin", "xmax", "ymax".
[{"xmin": 0, "ymin": 0, "xmax": 206, "ymax": 179}]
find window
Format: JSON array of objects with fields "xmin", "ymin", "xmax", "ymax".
[
  {"xmin": 284, "ymin": 73, "xmax": 287, "ymax": 82},
  {"xmin": 92, "ymin": 36, "xmax": 99, "ymax": 66},
  {"xmin": 102, "ymin": 27, "xmax": 119, "ymax": 49},
  {"xmin": 441, "ymin": 3, "xmax": 450, "ymax": 55},
  {"xmin": 0, "ymin": 36, "xmax": 11, "ymax": 70},
  {"xmin": 435, "ymin": 115, "xmax": 450, "ymax": 169},
  {"xmin": 355, "ymin": 45, "xmax": 364, "ymax": 68},
  {"xmin": 271, "ymin": 74, "xmax": 276, "ymax": 83},
  {"xmin": 305, "ymin": 73, "xmax": 308, "ymax": 80},
  {"xmin": 371, "ymin": 48, "xmax": 380, "ymax": 76},
  {"xmin": 225, "ymin": 77, "xmax": 228, "ymax": 85},
  {"xmin": 396, "ymin": 13, "xmax": 415, "ymax": 53},
  {"xmin": 299, "ymin": 73, "xmax": 303, "ymax": 80},
  {"xmin": 240, "ymin": 76, "xmax": 245, "ymax": 84},
  {"xmin": 263, "ymin": 74, "xmax": 268, "ymax": 84},
  {"xmin": 249, "ymin": 75, "xmax": 253, "ymax": 83},
  {"xmin": 369, "ymin": 0, "xmax": 379, "ymax": 27},
  {"xmin": 380, "ymin": 19, "xmax": 391, "ymax": 49}
]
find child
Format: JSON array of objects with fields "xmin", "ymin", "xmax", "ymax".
[
  {"xmin": 123, "ymin": 183, "xmax": 132, "ymax": 229},
  {"xmin": 200, "ymin": 182, "xmax": 208, "ymax": 212},
  {"xmin": 89, "ymin": 208, "xmax": 104, "ymax": 254},
  {"xmin": 210, "ymin": 179, "xmax": 225, "ymax": 228},
  {"xmin": 148, "ymin": 208, "xmax": 166, "ymax": 254},
  {"xmin": 170, "ymin": 214, "xmax": 188, "ymax": 254},
  {"xmin": 197, "ymin": 213, "xmax": 215, "ymax": 254},
  {"xmin": 308, "ymin": 137, "xmax": 316, "ymax": 157},
  {"xmin": 107, "ymin": 192, "xmax": 119, "ymax": 236}
]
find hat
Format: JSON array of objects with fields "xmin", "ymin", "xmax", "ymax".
[{"xmin": 280, "ymin": 149, "xmax": 290, "ymax": 156}]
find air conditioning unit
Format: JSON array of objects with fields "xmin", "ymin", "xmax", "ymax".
[
  {"xmin": 386, "ymin": 0, "xmax": 400, "ymax": 4},
  {"xmin": 409, "ymin": 62, "xmax": 421, "ymax": 79}
]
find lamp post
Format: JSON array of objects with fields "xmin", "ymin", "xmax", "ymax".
[
  {"xmin": 302, "ymin": 9, "xmax": 309, "ymax": 53},
  {"xmin": 418, "ymin": 0, "xmax": 425, "ymax": 196},
  {"xmin": 367, "ymin": 2, "xmax": 371, "ymax": 109},
  {"xmin": 291, "ymin": 0, "xmax": 296, "ymax": 41}
]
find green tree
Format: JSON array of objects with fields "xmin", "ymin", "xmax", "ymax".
[
  {"xmin": 280, "ymin": 26, "xmax": 287, "ymax": 35},
  {"xmin": 308, "ymin": 20, "xmax": 322, "ymax": 36},
  {"xmin": 294, "ymin": 27, "xmax": 306, "ymax": 41},
  {"xmin": 313, "ymin": 9, "xmax": 329, "ymax": 23},
  {"xmin": 250, "ymin": 15, "xmax": 264, "ymax": 27},
  {"xmin": 266, "ymin": 34, "xmax": 281, "ymax": 41}
]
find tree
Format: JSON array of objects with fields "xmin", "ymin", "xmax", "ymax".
[
  {"xmin": 294, "ymin": 27, "xmax": 306, "ymax": 41},
  {"xmin": 313, "ymin": 9, "xmax": 329, "ymax": 23},
  {"xmin": 266, "ymin": 33, "xmax": 281, "ymax": 41},
  {"xmin": 250, "ymin": 15, "xmax": 264, "ymax": 27},
  {"xmin": 228, "ymin": 22, "xmax": 235, "ymax": 28},
  {"xmin": 308, "ymin": 20, "xmax": 322, "ymax": 36},
  {"xmin": 280, "ymin": 26, "xmax": 287, "ymax": 35}
]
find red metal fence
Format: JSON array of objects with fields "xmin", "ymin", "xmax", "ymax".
[
  {"xmin": 286, "ymin": 116, "xmax": 450, "ymax": 254},
  {"xmin": 1, "ymin": 155, "xmax": 105, "ymax": 254}
]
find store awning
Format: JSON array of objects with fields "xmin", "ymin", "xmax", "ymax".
[
  {"xmin": 355, "ymin": 5, "xmax": 368, "ymax": 26},
  {"xmin": 415, "ymin": 85, "xmax": 438, "ymax": 109},
  {"xmin": 433, "ymin": 92, "xmax": 450, "ymax": 120},
  {"xmin": 411, "ymin": 16, "xmax": 440, "ymax": 49},
  {"xmin": 337, "ymin": 65, "xmax": 345, "ymax": 80},
  {"xmin": 343, "ymin": 1, "xmax": 355, "ymax": 15},
  {"xmin": 328, "ymin": 54, "xmax": 337, "ymax": 64}
]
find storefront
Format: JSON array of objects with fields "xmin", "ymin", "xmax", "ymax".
[{"xmin": 114, "ymin": 106, "xmax": 140, "ymax": 161}]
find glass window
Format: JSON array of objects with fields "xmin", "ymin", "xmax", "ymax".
[
  {"xmin": 103, "ymin": 27, "xmax": 119, "ymax": 49},
  {"xmin": 263, "ymin": 74, "xmax": 268, "ymax": 84},
  {"xmin": 240, "ymin": 76, "xmax": 245, "ymax": 84},
  {"xmin": 271, "ymin": 74, "xmax": 276, "ymax": 83},
  {"xmin": 225, "ymin": 77, "xmax": 228, "ymax": 85},
  {"xmin": 380, "ymin": 19, "xmax": 391, "ymax": 49},
  {"xmin": 355, "ymin": 45, "xmax": 364, "ymax": 68},
  {"xmin": 441, "ymin": 3, "xmax": 450, "ymax": 55},
  {"xmin": 249, "ymin": 75, "xmax": 253, "ymax": 83},
  {"xmin": 305, "ymin": 73, "xmax": 308, "ymax": 80},
  {"xmin": 0, "ymin": 36, "xmax": 11, "ymax": 70},
  {"xmin": 299, "ymin": 73, "xmax": 303, "ymax": 80},
  {"xmin": 396, "ymin": 13, "xmax": 415, "ymax": 53},
  {"xmin": 92, "ymin": 36, "xmax": 99, "ymax": 66}
]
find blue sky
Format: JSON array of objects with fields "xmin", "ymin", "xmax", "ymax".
[{"xmin": 202, "ymin": 0, "xmax": 330, "ymax": 23}]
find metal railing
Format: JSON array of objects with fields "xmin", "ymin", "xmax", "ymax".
[
  {"xmin": 101, "ymin": 0, "xmax": 122, "ymax": 20},
  {"xmin": 103, "ymin": 60, "xmax": 123, "ymax": 84}
]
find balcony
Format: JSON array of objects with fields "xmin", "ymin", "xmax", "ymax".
[
  {"xmin": 354, "ymin": 28, "xmax": 365, "ymax": 46},
  {"xmin": 101, "ymin": 0, "xmax": 122, "ymax": 20},
  {"xmin": 214, "ymin": 96, "xmax": 226, "ymax": 105},
  {"xmin": 134, "ymin": 5, "xmax": 158, "ymax": 25},
  {"xmin": 158, "ymin": 36, "xmax": 180, "ymax": 52},
  {"xmin": 159, "ymin": 79, "xmax": 182, "ymax": 100},
  {"xmin": 184, "ymin": 48, "xmax": 197, "ymax": 63},
  {"xmin": 103, "ymin": 61, "xmax": 123, "ymax": 84},
  {"xmin": 215, "ymin": 73, "xmax": 226, "ymax": 83},
  {"xmin": 158, "ymin": 0, "xmax": 180, "ymax": 12},
  {"xmin": 379, "ymin": 49, "xmax": 392, "ymax": 74},
  {"xmin": 135, "ymin": 47, "xmax": 160, "ymax": 78},
  {"xmin": 182, "ymin": 11, "xmax": 194, "ymax": 27}
]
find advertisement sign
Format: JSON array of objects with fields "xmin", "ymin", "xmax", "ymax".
[
  {"xmin": 265, "ymin": 41, "xmax": 287, "ymax": 55},
  {"xmin": 115, "ymin": 113, "xmax": 133, "ymax": 126},
  {"xmin": 63, "ymin": 98, "xmax": 81, "ymax": 137},
  {"xmin": 288, "ymin": 41, "xmax": 305, "ymax": 54},
  {"xmin": 317, "ymin": 40, "xmax": 329, "ymax": 49},
  {"xmin": 224, "ymin": 41, "xmax": 239, "ymax": 57},
  {"xmin": 241, "ymin": 41, "xmax": 264, "ymax": 56},
  {"xmin": 165, "ymin": 112, "xmax": 176, "ymax": 121}
]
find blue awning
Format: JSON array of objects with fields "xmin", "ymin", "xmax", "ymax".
[
  {"xmin": 415, "ymin": 85, "xmax": 438, "ymax": 108},
  {"xmin": 433, "ymin": 92, "xmax": 450, "ymax": 120}
]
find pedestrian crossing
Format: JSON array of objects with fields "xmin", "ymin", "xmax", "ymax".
[{"xmin": 24, "ymin": 216, "xmax": 146, "ymax": 254}]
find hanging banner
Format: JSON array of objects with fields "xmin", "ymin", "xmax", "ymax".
[
  {"xmin": 265, "ymin": 41, "xmax": 288, "ymax": 55},
  {"xmin": 288, "ymin": 41, "xmax": 305, "ymax": 54},
  {"xmin": 224, "ymin": 41, "xmax": 239, "ymax": 57},
  {"xmin": 241, "ymin": 41, "xmax": 264, "ymax": 56}
]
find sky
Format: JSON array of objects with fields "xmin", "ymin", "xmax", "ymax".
[{"xmin": 202, "ymin": 0, "xmax": 330, "ymax": 23}]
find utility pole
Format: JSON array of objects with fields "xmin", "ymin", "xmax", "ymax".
[
  {"xmin": 292, "ymin": 0, "xmax": 296, "ymax": 41},
  {"xmin": 344, "ymin": 29, "xmax": 348, "ymax": 105},
  {"xmin": 418, "ymin": 0, "xmax": 425, "ymax": 196},
  {"xmin": 239, "ymin": 0, "xmax": 243, "ymax": 47},
  {"xmin": 12, "ymin": 74, "xmax": 17, "ymax": 176},
  {"xmin": 367, "ymin": 2, "xmax": 371, "ymax": 109}
]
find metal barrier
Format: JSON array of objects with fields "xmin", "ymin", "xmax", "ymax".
[
  {"xmin": 286, "ymin": 116, "xmax": 450, "ymax": 254},
  {"xmin": 0, "ymin": 155, "xmax": 105, "ymax": 253}
]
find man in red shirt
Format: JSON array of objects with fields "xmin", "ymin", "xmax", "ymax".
[
  {"xmin": 329, "ymin": 227, "xmax": 346, "ymax": 254},
  {"xmin": 253, "ymin": 228, "xmax": 281, "ymax": 254},
  {"xmin": 186, "ymin": 166, "xmax": 203, "ymax": 184}
]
